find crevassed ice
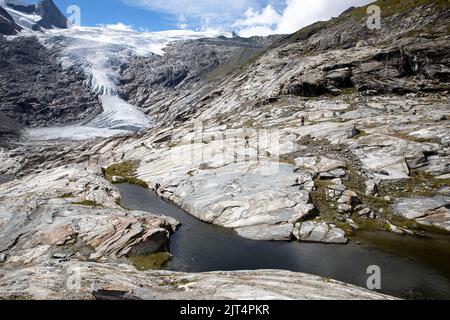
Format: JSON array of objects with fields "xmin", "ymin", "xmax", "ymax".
[{"xmin": 27, "ymin": 26, "xmax": 229, "ymax": 141}]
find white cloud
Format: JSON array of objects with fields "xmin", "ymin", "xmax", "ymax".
[
  {"xmin": 103, "ymin": 22, "xmax": 135, "ymax": 31},
  {"xmin": 123, "ymin": 0, "xmax": 261, "ymax": 29},
  {"xmin": 122, "ymin": 0, "xmax": 375, "ymax": 36},
  {"xmin": 238, "ymin": 25, "xmax": 276, "ymax": 37},
  {"xmin": 236, "ymin": 0, "xmax": 373, "ymax": 36},
  {"xmin": 232, "ymin": 5, "xmax": 281, "ymax": 36},
  {"xmin": 274, "ymin": 0, "xmax": 373, "ymax": 34},
  {"xmin": 234, "ymin": 6, "xmax": 281, "ymax": 28}
]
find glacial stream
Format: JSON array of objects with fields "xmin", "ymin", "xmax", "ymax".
[{"xmin": 117, "ymin": 183, "xmax": 450, "ymax": 300}]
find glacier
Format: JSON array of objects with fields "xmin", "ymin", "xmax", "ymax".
[{"xmin": 22, "ymin": 25, "xmax": 229, "ymax": 141}]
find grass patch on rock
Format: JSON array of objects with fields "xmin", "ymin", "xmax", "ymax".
[
  {"xmin": 310, "ymin": 179, "xmax": 351, "ymax": 227},
  {"xmin": 104, "ymin": 161, "xmax": 149, "ymax": 189},
  {"xmin": 351, "ymin": 129, "xmax": 370, "ymax": 139},
  {"xmin": 378, "ymin": 170, "xmax": 450, "ymax": 199},
  {"xmin": 72, "ymin": 200, "xmax": 104, "ymax": 208},
  {"xmin": 129, "ymin": 252, "xmax": 172, "ymax": 271},
  {"xmin": 345, "ymin": 168, "xmax": 450, "ymax": 233}
]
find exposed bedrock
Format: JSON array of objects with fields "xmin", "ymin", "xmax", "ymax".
[
  {"xmin": 0, "ymin": 36, "xmax": 101, "ymax": 128},
  {"xmin": 0, "ymin": 153, "xmax": 394, "ymax": 300},
  {"xmin": 0, "ymin": 165, "xmax": 179, "ymax": 266},
  {"xmin": 0, "ymin": 0, "xmax": 449, "ymax": 301},
  {"xmin": 0, "ymin": 264, "xmax": 395, "ymax": 300}
]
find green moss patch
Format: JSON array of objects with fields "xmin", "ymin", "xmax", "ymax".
[
  {"xmin": 378, "ymin": 170, "xmax": 450, "ymax": 199},
  {"xmin": 311, "ymin": 166, "xmax": 449, "ymax": 234},
  {"xmin": 104, "ymin": 161, "xmax": 149, "ymax": 188},
  {"xmin": 158, "ymin": 277, "xmax": 191, "ymax": 288},
  {"xmin": 129, "ymin": 252, "xmax": 172, "ymax": 271},
  {"xmin": 345, "ymin": 168, "xmax": 450, "ymax": 233},
  {"xmin": 72, "ymin": 200, "xmax": 104, "ymax": 208}
]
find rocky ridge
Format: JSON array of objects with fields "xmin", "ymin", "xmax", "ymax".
[
  {"xmin": 0, "ymin": 0, "xmax": 449, "ymax": 300},
  {"xmin": 0, "ymin": 263, "xmax": 394, "ymax": 300},
  {"xmin": 0, "ymin": 35, "xmax": 102, "ymax": 129}
]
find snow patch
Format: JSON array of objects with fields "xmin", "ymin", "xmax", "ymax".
[
  {"xmin": 28, "ymin": 126, "xmax": 131, "ymax": 141},
  {"xmin": 3, "ymin": 6, "xmax": 41, "ymax": 30}
]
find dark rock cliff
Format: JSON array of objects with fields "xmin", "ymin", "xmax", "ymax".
[
  {"xmin": 0, "ymin": 36, "xmax": 101, "ymax": 127},
  {"xmin": 0, "ymin": 6, "xmax": 20, "ymax": 35}
]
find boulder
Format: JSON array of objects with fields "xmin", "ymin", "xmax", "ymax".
[
  {"xmin": 320, "ymin": 169, "xmax": 346, "ymax": 179},
  {"xmin": 392, "ymin": 197, "xmax": 450, "ymax": 232},
  {"xmin": 358, "ymin": 208, "xmax": 372, "ymax": 218},
  {"xmin": 317, "ymin": 157, "xmax": 347, "ymax": 173},
  {"xmin": 365, "ymin": 180, "xmax": 378, "ymax": 196},
  {"xmin": 392, "ymin": 197, "xmax": 450, "ymax": 220},
  {"xmin": 235, "ymin": 223, "xmax": 294, "ymax": 241},
  {"xmin": 416, "ymin": 207, "xmax": 450, "ymax": 232},
  {"xmin": 338, "ymin": 203, "xmax": 352, "ymax": 213},
  {"xmin": 293, "ymin": 221, "xmax": 348, "ymax": 244}
]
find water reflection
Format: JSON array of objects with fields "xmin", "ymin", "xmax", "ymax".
[{"xmin": 118, "ymin": 183, "xmax": 450, "ymax": 300}]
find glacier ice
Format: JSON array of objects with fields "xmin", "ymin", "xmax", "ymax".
[
  {"xmin": 90, "ymin": 96, "xmax": 154, "ymax": 131},
  {"xmin": 24, "ymin": 26, "xmax": 229, "ymax": 140}
]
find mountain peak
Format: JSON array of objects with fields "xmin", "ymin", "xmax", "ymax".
[
  {"xmin": 35, "ymin": 0, "xmax": 67, "ymax": 29},
  {"xmin": 0, "ymin": 0, "xmax": 67, "ymax": 33}
]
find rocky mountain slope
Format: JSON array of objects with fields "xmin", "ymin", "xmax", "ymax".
[
  {"xmin": 0, "ymin": 5, "xmax": 20, "ymax": 35},
  {"xmin": 122, "ymin": 0, "xmax": 449, "ymax": 123},
  {"xmin": 0, "ymin": 0, "xmax": 100, "ymax": 138},
  {"xmin": 0, "ymin": 112, "xmax": 22, "ymax": 148},
  {"xmin": 121, "ymin": 35, "xmax": 281, "ymax": 124},
  {"xmin": 0, "ymin": 35, "xmax": 101, "ymax": 128},
  {"xmin": 105, "ymin": 0, "xmax": 449, "ymax": 240}
]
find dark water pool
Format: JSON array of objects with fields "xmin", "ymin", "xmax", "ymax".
[{"xmin": 117, "ymin": 183, "xmax": 450, "ymax": 300}]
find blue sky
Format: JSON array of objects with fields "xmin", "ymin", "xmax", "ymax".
[
  {"xmin": 52, "ymin": 0, "xmax": 175, "ymax": 31},
  {"xmin": 44, "ymin": 0, "xmax": 374, "ymax": 35}
]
